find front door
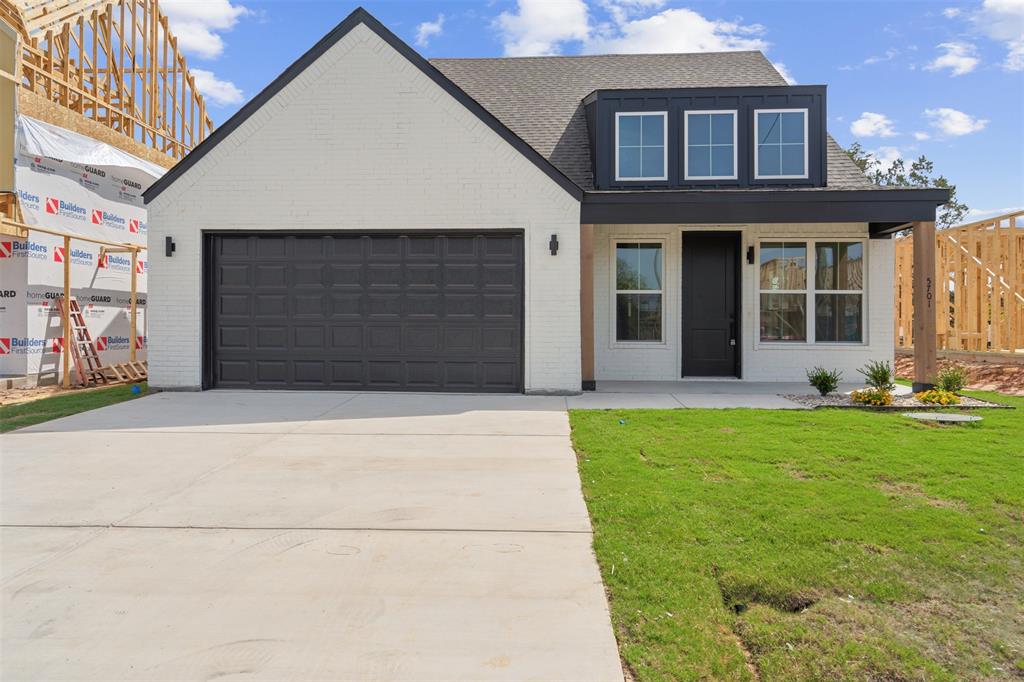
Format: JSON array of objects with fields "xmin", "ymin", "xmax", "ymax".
[{"xmin": 681, "ymin": 232, "xmax": 739, "ymax": 377}]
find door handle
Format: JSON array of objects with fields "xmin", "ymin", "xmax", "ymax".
[{"xmin": 729, "ymin": 321, "xmax": 736, "ymax": 346}]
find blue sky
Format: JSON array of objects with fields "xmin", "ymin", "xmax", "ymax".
[{"xmin": 163, "ymin": 0, "xmax": 1024, "ymax": 220}]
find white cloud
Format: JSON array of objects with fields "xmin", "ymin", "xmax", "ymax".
[
  {"xmin": 585, "ymin": 7, "xmax": 768, "ymax": 54},
  {"xmin": 965, "ymin": 206, "xmax": 1024, "ymax": 220},
  {"xmin": 772, "ymin": 61, "xmax": 796, "ymax": 84},
  {"xmin": 974, "ymin": 0, "xmax": 1024, "ymax": 71},
  {"xmin": 162, "ymin": 0, "xmax": 248, "ymax": 60},
  {"xmin": 494, "ymin": 0, "xmax": 589, "ymax": 56},
  {"xmin": 493, "ymin": 0, "xmax": 769, "ymax": 57},
  {"xmin": 850, "ymin": 112, "xmax": 897, "ymax": 137},
  {"xmin": 942, "ymin": 7, "xmax": 963, "ymax": 18},
  {"xmin": 925, "ymin": 41, "xmax": 980, "ymax": 75},
  {"xmin": 870, "ymin": 146, "xmax": 903, "ymax": 174},
  {"xmin": 913, "ymin": 131, "xmax": 931, "ymax": 141},
  {"xmin": 191, "ymin": 69, "xmax": 243, "ymax": 106},
  {"xmin": 924, "ymin": 107, "xmax": 989, "ymax": 135},
  {"xmin": 415, "ymin": 14, "xmax": 445, "ymax": 48}
]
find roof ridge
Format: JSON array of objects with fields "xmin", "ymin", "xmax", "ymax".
[{"xmin": 429, "ymin": 50, "xmax": 767, "ymax": 62}]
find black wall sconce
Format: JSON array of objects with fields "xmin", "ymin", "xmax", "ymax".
[
  {"xmin": 549, "ymin": 233, "xmax": 559, "ymax": 256},
  {"xmin": 165, "ymin": 236, "xmax": 176, "ymax": 257},
  {"xmin": 746, "ymin": 245, "xmax": 754, "ymax": 264}
]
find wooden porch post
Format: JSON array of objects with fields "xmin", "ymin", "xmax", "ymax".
[
  {"xmin": 580, "ymin": 223, "xmax": 595, "ymax": 391},
  {"xmin": 129, "ymin": 248, "xmax": 138, "ymax": 362},
  {"xmin": 912, "ymin": 220, "xmax": 938, "ymax": 391},
  {"xmin": 62, "ymin": 235, "xmax": 71, "ymax": 389}
]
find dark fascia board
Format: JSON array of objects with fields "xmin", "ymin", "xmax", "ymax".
[
  {"xmin": 144, "ymin": 7, "xmax": 583, "ymax": 204},
  {"xmin": 580, "ymin": 188, "xmax": 951, "ymax": 229},
  {"xmin": 582, "ymin": 84, "xmax": 827, "ymax": 104}
]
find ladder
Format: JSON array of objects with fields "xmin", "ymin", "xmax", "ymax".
[{"xmin": 55, "ymin": 296, "xmax": 108, "ymax": 386}]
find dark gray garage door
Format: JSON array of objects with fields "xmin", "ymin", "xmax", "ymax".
[{"xmin": 207, "ymin": 233, "xmax": 523, "ymax": 392}]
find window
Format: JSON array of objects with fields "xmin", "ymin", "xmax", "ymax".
[
  {"xmin": 814, "ymin": 242, "xmax": 864, "ymax": 342},
  {"xmin": 616, "ymin": 112, "xmax": 667, "ymax": 181},
  {"xmin": 758, "ymin": 240, "xmax": 864, "ymax": 343},
  {"xmin": 615, "ymin": 242, "xmax": 663, "ymax": 342},
  {"xmin": 684, "ymin": 111, "xmax": 737, "ymax": 180},
  {"xmin": 755, "ymin": 109, "xmax": 808, "ymax": 179}
]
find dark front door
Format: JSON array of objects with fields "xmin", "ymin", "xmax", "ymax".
[
  {"xmin": 681, "ymin": 232, "xmax": 739, "ymax": 377},
  {"xmin": 206, "ymin": 232, "xmax": 524, "ymax": 392}
]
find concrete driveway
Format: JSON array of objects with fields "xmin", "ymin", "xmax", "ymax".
[{"xmin": 1, "ymin": 391, "xmax": 623, "ymax": 681}]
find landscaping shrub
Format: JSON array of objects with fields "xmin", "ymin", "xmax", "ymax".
[
  {"xmin": 915, "ymin": 389, "xmax": 961, "ymax": 405},
  {"xmin": 806, "ymin": 366, "xmax": 842, "ymax": 396},
  {"xmin": 935, "ymin": 364, "xmax": 968, "ymax": 394},
  {"xmin": 857, "ymin": 360, "xmax": 896, "ymax": 391},
  {"xmin": 850, "ymin": 387, "xmax": 894, "ymax": 406}
]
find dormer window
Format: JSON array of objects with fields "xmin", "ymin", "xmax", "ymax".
[
  {"xmin": 615, "ymin": 112, "xmax": 667, "ymax": 181},
  {"xmin": 684, "ymin": 110, "xmax": 737, "ymax": 180},
  {"xmin": 755, "ymin": 109, "xmax": 808, "ymax": 179}
]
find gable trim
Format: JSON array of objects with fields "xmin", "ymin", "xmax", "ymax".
[{"xmin": 143, "ymin": 7, "xmax": 584, "ymax": 204}]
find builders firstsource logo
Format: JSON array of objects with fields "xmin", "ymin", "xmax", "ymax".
[
  {"xmin": 136, "ymin": 259, "xmax": 146, "ymax": 274},
  {"xmin": 54, "ymin": 246, "xmax": 94, "ymax": 267},
  {"xmin": 99, "ymin": 253, "xmax": 132, "ymax": 273},
  {"xmin": 5, "ymin": 241, "xmax": 48, "ymax": 261},
  {"xmin": 17, "ymin": 190, "xmax": 40, "ymax": 211},
  {"xmin": 0, "ymin": 337, "xmax": 46, "ymax": 355},
  {"xmin": 91, "ymin": 209, "xmax": 127, "ymax": 230},
  {"xmin": 45, "ymin": 197, "xmax": 88, "ymax": 221},
  {"xmin": 96, "ymin": 335, "xmax": 131, "ymax": 351}
]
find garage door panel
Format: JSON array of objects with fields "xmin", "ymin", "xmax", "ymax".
[{"xmin": 210, "ymin": 233, "xmax": 523, "ymax": 392}]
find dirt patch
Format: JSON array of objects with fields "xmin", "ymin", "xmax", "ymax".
[
  {"xmin": 895, "ymin": 354, "xmax": 1024, "ymax": 396},
  {"xmin": 877, "ymin": 480, "xmax": 966, "ymax": 510},
  {"xmin": 0, "ymin": 383, "xmax": 138, "ymax": 407}
]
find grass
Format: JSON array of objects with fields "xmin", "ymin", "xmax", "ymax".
[
  {"xmin": 570, "ymin": 390, "xmax": 1024, "ymax": 681},
  {"xmin": 0, "ymin": 383, "xmax": 148, "ymax": 433}
]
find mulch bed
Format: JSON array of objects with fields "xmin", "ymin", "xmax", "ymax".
[{"xmin": 782, "ymin": 393, "xmax": 1008, "ymax": 410}]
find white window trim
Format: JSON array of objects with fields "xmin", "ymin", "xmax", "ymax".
[
  {"xmin": 611, "ymin": 238, "xmax": 667, "ymax": 346},
  {"xmin": 683, "ymin": 110, "xmax": 738, "ymax": 181},
  {"xmin": 753, "ymin": 108, "xmax": 809, "ymax": 180},
  {"xmin": 755, "ymin": 238, "xmax": 867, "ymax": 347},
  {"xmin": 614, "ymin": 111, "xmax": 669, "ymax": 182}
]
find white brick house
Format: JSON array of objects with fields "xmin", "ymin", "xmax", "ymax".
[{"xmin": 144, "ymin": 8, "xmax": 947, "ymax": 394}]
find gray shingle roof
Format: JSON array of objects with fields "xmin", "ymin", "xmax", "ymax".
[{"xmin": 430, "ymin": 52, "xmax": 874, "ymax": 191}]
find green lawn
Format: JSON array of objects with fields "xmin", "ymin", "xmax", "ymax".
[
  {"xmin": 570, "ymin": 391, "xmax": 1024, "ymax": 681},
  {"xmin": 0, "ymin": 383, "xmax": 148, "ymax": 433}
]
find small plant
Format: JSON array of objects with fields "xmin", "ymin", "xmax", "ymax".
[
  {"xmin": 935, "ymin": 365, "xmax": 968, "ymax": 394},
  {"xmin": 857, "ymin": 360, "xmax": 895, "ymax": 392},
  {"xmin": 806, "ymin": 366, "xmax": 842, "ymax": 396},
  {"xmin": 850, "ymin": 387, "xmax": 894, "ymax": 406},
  {"xmin": 915, "ymin": 389, "xmax": 961, "ymax": 406}
]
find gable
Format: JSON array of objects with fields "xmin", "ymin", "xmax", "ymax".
[{"xmin": 143, "ymin": 8, "xmax": 582, "ymax": 204}]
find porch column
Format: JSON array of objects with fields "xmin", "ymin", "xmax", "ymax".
[
  {"xmin": 580, "ymin": 223, "xmax": 595, "ymax": 391},
  {"xmin": 912, "ymin": 220, "xmax": 938, "ymax": 391}
]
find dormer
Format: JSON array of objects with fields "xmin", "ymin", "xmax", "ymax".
[{"xmin": 583, "ymin": 85, "xmax": 828, "ymax": 190}]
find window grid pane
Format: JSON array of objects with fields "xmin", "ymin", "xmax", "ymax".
[
  {"xmin": 616, "ymin": 293, "xmax": 663, "ymax": 341},
  {"xmin": 618, "ymin": 114, "xmax": 665, "ymax": 179},
  {"xmin": 687, "ymin": 113, "xmax": 734, "ymax": 178},
  {"xmin": 759, "ymin": 242, "xmax": 806, "ymax": 290},
  {"xmin": 760, "ymin": 293, "xmax": 806, "ymax": 342},
  {"xmin": 757, "ymin": 111, "xmax": 805, "ymax": 177},
  {"xmin": 815, "ymin": 293, "xmax": 863, "ymax": 342},
  {"xmin": 815, "ymin": 242, "xmax": 863, "ymax": 290}
]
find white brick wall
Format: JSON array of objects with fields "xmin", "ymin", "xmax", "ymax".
[
  {"xmin": 147, "ymin": 23, "xmax": 582, "ymax": 393},
  {"xmin": 593, "ymin": 223, "xmax": 895, "ymax": 382}
]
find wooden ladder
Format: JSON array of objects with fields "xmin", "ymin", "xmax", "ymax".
[{"xmin": 56, "ymin": 296, "xmax": 109, "ymax": 386}]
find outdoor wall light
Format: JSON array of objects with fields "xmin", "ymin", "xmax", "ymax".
[
  {"xmin": 746, "ymin": 245, "xmax": 754, "ymax": 264},
  {"xmin": 165, "ymin": 236, "xmax": 176, "ymax": 257},
  {"xmin": 549, "ymin": 233, "xmax": 559, "ymax": 256}
]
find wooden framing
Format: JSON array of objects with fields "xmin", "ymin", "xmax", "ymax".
[
  {"xmin": 1, "ymin": 216, "xmax": 146, "ymax": 388},
  {"xmin": 580, "ymin": 223, "xmax": 595, "ymax": 389},
  {"xmin": 895, "ymin": 210, "xmax": 1024, "ymax": 355},
  {"xmin": 1, "ymin": 0, "xmax": 211, "ymax": 163}
]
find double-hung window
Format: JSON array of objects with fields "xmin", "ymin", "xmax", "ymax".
[
  {"xmin": 684, "ymin": 111, "xmax": 737, "ymax": 180},
  {"xmin": 615, "ymin": 242, "xmax": 663, "ymax": 342},
  {"xmin": 615, "ymin": 112, "xmax": 667, "ymax": 181},
  {"xmin": 755, "ymin": 109, "xmax": 808, "ymax": 179},
  {"xmin": 759, "ymin": 240, "xmax": 865, "ymax": 343}
]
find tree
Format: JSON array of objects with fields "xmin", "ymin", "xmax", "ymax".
[{"xmin": 846, "ymin": 142, "xmax": 968, "ymax": 229}]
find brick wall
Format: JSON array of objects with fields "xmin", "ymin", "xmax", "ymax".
[
  {"xmin": 147, "ymin": 23, "xmax": 582, "ymax": 393},
  {"xmin": 593, "ymin": 223, "xmax": 895, "ymax": 382}
]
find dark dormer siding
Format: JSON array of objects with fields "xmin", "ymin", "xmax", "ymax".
[{"xmin": 586, "ymin": 86, "xmax": 827, "ymax": 191}]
